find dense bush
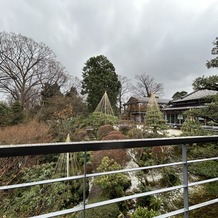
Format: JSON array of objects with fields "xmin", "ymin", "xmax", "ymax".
[
  {"xmin": 102, "ymin": 130, "xmax": 126, "ymax": 140},
  {"xmin": 86, "ymin": 112, "xmax": 118, "ymax": 128},
  {"xmin": 181, "ymin": 117, "xmax": 207, "ymax": 136},
  {"xmin": 97, "ymin": 124, "xmax": 114, "ymax": 139},
  {"xmin": 189, "ymin": 160, "xmax": 218, "ymax": 178},
  {"xmin": 131, "ymin": 207, "xmax": 161, "ymax": 218},
  {"xmin": 205, "ymin": 181, "xmax": 218, "ymax": 196},
  {"xmin": 127, "ymin": 127, "xmax": 144, "ymax": 139},
  {"xmin": 188, "ymin": 143, "xmax": 218, "ymax": 158},
  {"xmin": 136, "ymin": 185, "xmax": 162, "ymax": 211},
  {"xmin": 92, "ymin": 149, "xmax": 128, "ymax": 170},
  {"xmin": 95, "ymin": 157, "xmax": 131, "ymax": 198},
  {"xmin": 1, "ymin": 163, "xmax": 88, "ymax": 217},
  {"xmin": 76, "ymin": 196, "xmax": 120, "ymax": 218}
]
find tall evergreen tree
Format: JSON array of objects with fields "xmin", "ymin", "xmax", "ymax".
[{"xmin": 81, "ymin": 55, "xmax": 121, "ymax": 112}]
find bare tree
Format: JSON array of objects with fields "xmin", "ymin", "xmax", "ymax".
[
  {"xmin": 134, "ymin": 73, "xmax": 164, "ymax": 97},
  {"xmin": 63, "ymin": 76, "xmax": 82, "ymax": 96},
  {"xmin": 0, "ymin": 32, "xmax": 68, "ymax": 109},
  {"xmin": 118, "ymin": 75, "xmax": 132, "ymax": 114}
]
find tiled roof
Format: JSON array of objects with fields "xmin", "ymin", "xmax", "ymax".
[
  {"xmin": 171, "ymin": 89, "xmax": 218, "ymax": 103},
  {"xmin": 125, "ymin": 96, "xmax": 170, "ymax": 105}
]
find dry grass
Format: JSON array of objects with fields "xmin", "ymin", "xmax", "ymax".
[{"xmin": 0, "ymin": 120, "xmax": 53, "ymax": 145}]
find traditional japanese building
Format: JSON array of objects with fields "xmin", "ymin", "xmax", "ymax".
[
  {"xmin": 163, "ymin": 89, "xmax": 218, "ymax": 127},
  {"xmin": 123, "ymin": 96, "xmax": 170, "ymax": 123},
  {"xmin": 123, "ymin": 90, "xmax": 218, "ymax": 125}
]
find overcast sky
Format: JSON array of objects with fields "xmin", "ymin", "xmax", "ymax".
[{"xmin": 0, "ymin": 0, "xmax": 218, "ymax": 99}]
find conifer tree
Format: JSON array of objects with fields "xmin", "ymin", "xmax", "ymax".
[{"xmin": 145, "ymin": 94, "xmax": 167, "ymax": 135}]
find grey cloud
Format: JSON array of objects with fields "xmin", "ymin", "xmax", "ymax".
[{"xmin": 0, "ymin": 0, "xmax": 217, "ymax": 99}]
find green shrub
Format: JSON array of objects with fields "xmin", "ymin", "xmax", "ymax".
[
  {"xmin": 0, "ymin": 102, "xmax": 11, "ymax": 126},
  {"xmin": 127, "ymin": 127, "xmax": 144, "ymax": 139},
  {"xmin": 188, "ymin": 143, "xmax": 218, "ymax": 159},
  {"xmin": 86, "ymin": 112, "xmax": 118, "ymax": 128},
  {"xmin": 136, "ymin": 186, "xmax": 162, "ymax": 211},
  {"xmin": 9, "ymin": 101, "xmax": 25, "ymax": 125},
  {"xmin": 131, "ymin": 207, "xmax": 161, "ymax": 218},
  {"xmin": 189, "ymin": 160, "xmax": 218, "ymax": 178},
  {"xmin": 205, "ymin": 181, "xmax": 218, "ymax": 196},
  {"xmin": 1, "ymin": 163, "xmax": 86, "ymax": 217},
  {"xmin": 95, "ymin": 157, "xmax": 131, "ymax": 198},
  {"xmin": 181, "ymin": 117, "xmax": 207, "ymax": 136},
  {"xmin": 76, "ymin": 196, "xmax": 120, "ymax": 218}
]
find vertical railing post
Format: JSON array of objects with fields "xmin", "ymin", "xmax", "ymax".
[
  {"xmin": 83, "ymin": 150, "xmax": 87, "ymax": 218},
  {"xmin": 182, "ymin": 144, "xmax": 189, "ymax": 218}
]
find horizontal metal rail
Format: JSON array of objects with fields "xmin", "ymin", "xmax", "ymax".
[
  {"xmin": 2, "ymin": 156, "xmax": 217, "ymax": 191},
  {"xmin": 1, "ymin": 135, "xmax": 218, "ymax": 157},
  {"xmin": 189, "ymin": 177, "xmax": 218, "ymax": 187},
  {"xmin": 31, "ymin": 185, "xmax": 184, "ymax": 218},
  {"xmin": 189, "ymin": 198, "xmax": 218, "ymax": 211},
  {"xmin": 1, "ymin": 135, "xmax": 218, "ymax": 218},
  {"xmin": 155, "ymin": 208, "xmax": 186, "ymax": 218},
  {"xmin": 188, "ymin": 156, "xmax": 218, "ymax": 163},
  {"xmin": 0, "ymin": 161, "xmax": 184, "ymax": 190},
  {"xmin": 155, "ymin": 198, "xmax": 218, "ymax": 218}
]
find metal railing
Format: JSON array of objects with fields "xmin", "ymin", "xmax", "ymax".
[{"xmin": 0, "ymin": 135, "xmax": 218, "ymax": 218}]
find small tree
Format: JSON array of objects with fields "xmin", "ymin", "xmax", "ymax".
[{"xmin": 145, "ymin": 94, "xmax": 167, "ymax": 135}]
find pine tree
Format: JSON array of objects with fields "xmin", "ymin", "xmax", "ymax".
[
  {"xmin": 145, "ymin": 94, "xmax": 167, "ymax": 135},
  {"xmin": 181, "ymin": 116, "xmax": 206, "ymax": 136}
]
